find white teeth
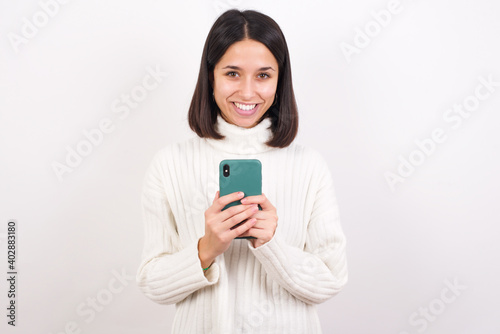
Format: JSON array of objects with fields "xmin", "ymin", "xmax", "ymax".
[{"xmin": 234, "ymin": 102, "xmax": 257, "ymax": 111}]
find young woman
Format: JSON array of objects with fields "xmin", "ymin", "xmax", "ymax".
[{"xmin": 136, "ymin": 9, "xmax": 347, "ymax": 333}]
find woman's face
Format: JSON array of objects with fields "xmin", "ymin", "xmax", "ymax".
[{"xmin": 213, "ymin": 39, "xmax": 279, "ymax": 129}]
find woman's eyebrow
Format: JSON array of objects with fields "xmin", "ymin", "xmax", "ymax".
[{"xmin": 221, "ymin": 65, "xmax": 276, "ymax": 71}]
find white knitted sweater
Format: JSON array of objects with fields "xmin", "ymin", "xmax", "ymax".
[{"xmin": 136, "ymin": 114, "xmax": 348, "ymax": 333}]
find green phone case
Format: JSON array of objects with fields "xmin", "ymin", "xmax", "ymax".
[{"xmin": 219, "ymin": 159, "xmax": 262, "ymax": 239}]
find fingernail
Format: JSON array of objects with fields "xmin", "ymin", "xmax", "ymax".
[
  {"xmin": 238, "ymin": 192, "xmax": 244, "ymax": 197},
  {"xmin": 241, "ymin": 197, "xmax": 247, "ymax": 203}
]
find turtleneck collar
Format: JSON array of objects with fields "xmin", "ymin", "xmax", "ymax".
[{"xmin": 204, "ymin": 114, "xmax": 275, "ymax": 155}]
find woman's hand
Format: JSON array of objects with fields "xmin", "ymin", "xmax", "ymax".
[
  {"xmin": 237, "ymin": 193, "xmax": 278, "ymax": 248},
  {"xmin": 198, "ymin": 191, "xmax": 259, "ymax": 269}
]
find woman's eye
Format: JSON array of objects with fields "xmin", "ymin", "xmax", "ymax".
[
  {"xmin": 258, "ymin": 73, "xmax": 270, "ymax": 79},
  {"xmin": 226, "ymin": 71, "xmax": 238, "ymax": 77}
]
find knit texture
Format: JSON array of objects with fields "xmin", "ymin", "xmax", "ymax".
[{"xmin": 136, "ymin": 114, "xmax": 348, "ymax": 333}]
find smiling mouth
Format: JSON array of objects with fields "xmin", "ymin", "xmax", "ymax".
[{"xmin": 233, "ymin": 102, "xmax": 258, "ymax": 111}]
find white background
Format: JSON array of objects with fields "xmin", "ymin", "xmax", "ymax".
[{"xmin": 1, "ymin": 0, "xmax": 499, "ymax": 333}]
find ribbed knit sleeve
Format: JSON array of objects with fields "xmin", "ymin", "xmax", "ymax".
[
  {"xmin": 248, "ymin": 152, "xmax": 347, "ymax": 305},
  {"xmin": 136, "ymin": 149, "xmax": 219, "ymax": 305}
]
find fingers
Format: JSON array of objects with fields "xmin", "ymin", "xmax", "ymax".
[
  {"xmin": 208, "ymin": 191, "xmax": 276, "ymax": 244},
  {"xmin": 240, "ymin": 193, "xmax": 274, "ymax": 211},
  {"xmin": 229, "ymin": 217, "xmax": 257, "ymax": 239},
  {"xmin": 211, "ymin": 191, "xmax": 244, "ymax": 211},
  {"xmin": 238, "ymin": 222, "xmax": 276, "ymax": 244},
  {"xmin": 219, "ymin": 204, "xmax": 259, "ymax": 231},
  {"xmin": 235, "ymin": 208, "xmax": 277, "ymax": 241}
]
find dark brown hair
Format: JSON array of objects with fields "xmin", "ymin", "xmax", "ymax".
[{"xmin": 188, "ymin": 9, "xmax": 299, "ymax": 148}]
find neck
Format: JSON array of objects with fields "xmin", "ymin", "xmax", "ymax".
[{"xmin": 204, "ymin": 114, "xmax": 275, "ymax": 154}]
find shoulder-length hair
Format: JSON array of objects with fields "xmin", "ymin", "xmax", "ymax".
[{"xmin": 188, "ymin": 9, "xmax": 299, "ymax": 148}]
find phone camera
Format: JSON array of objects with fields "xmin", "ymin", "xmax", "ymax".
[{"xmin": 223, "ymin": 164, "xmax": 230, "ymax": 177}]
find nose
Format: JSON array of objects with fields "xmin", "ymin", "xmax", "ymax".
[{"xmin": 238, "ymin": 77, "xmax": 256, "ymax": 101}]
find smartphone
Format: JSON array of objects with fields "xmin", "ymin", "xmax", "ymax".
[{"xmin": 219, "ymin": 159, "xmax": 262, "ymax": 239}]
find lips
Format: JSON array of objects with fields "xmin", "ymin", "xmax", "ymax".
[
  {"xmin": 232, "ymin": 102, "xmax": 260, "ymax": 116},
  {"xmin": 233, "ymin": 102, "xmax": 257, "ymax": 111}
]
